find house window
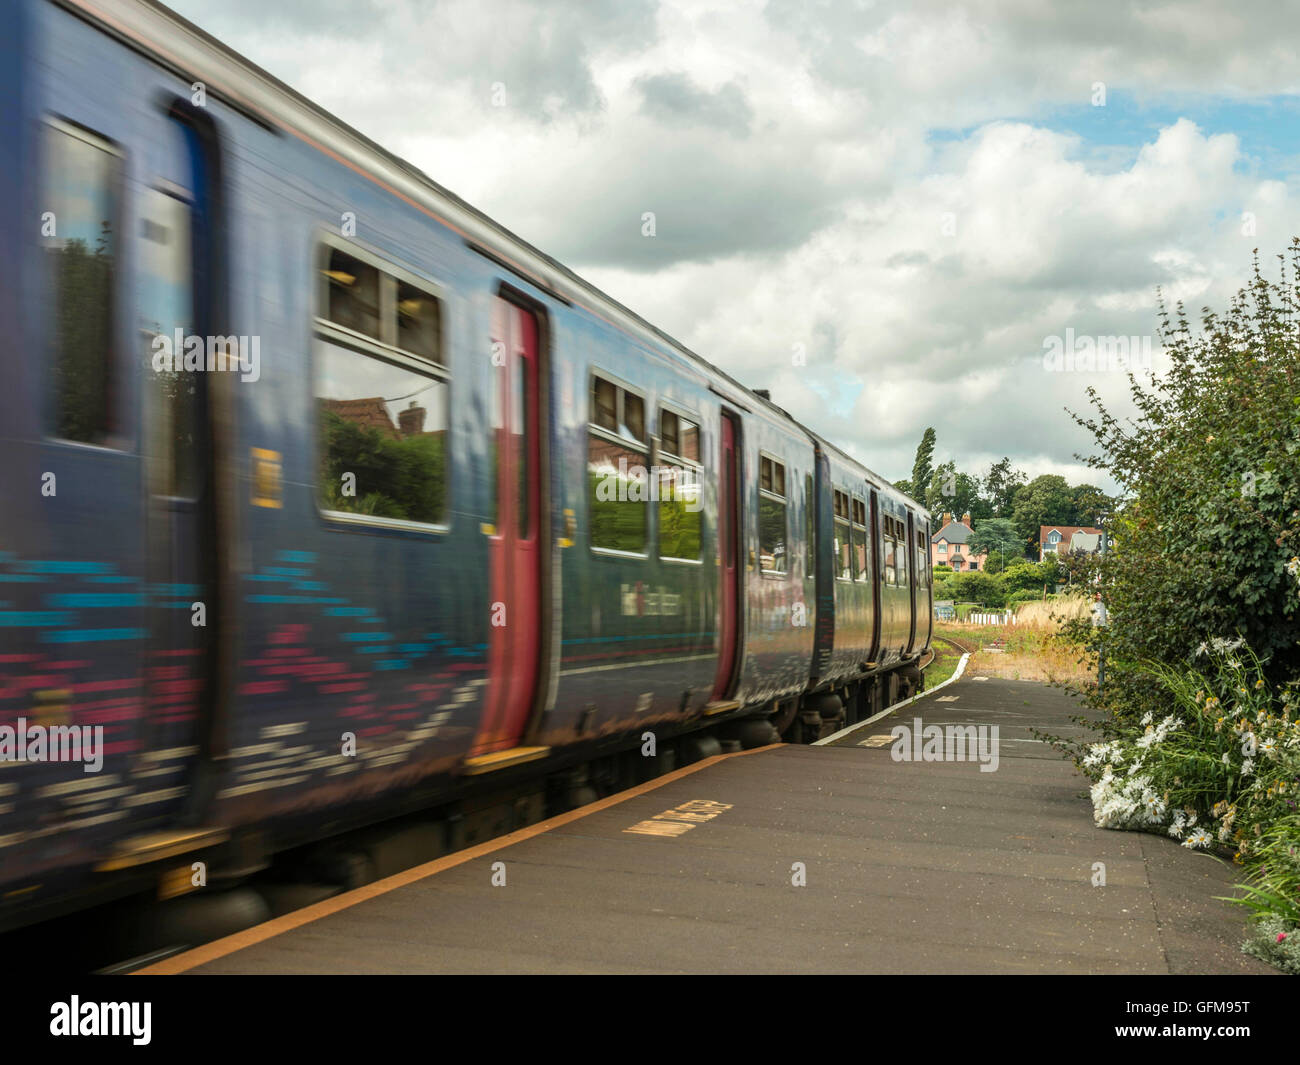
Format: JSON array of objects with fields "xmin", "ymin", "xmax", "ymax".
[
  {"xmin": 44, "ymin": 120, "xmax": 123, "ymax": 447},
  {"xmin": 588, "ymin": 375, "xmax": 647, "ymax": 553},
  {"xmin": 658, "ymin": 409, "xmax": 701, "ymax": 561},
  {"xmin": 315, "ymin": 243, "xmax": 448, "ymax": 527},
  {"xmin": 937, "ymin": 542, "xmax": 947, "ymax": 555},
  {"xmin": 758, "ymin": 454, "xmax": 787, "ymax": 573}
]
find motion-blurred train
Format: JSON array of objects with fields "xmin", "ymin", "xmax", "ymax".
[{"xmin": 0, "ymin": 0, "xmax": 932, "ymax": 932}]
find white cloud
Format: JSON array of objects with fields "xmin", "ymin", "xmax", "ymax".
[{"xmin": 166, "ymin": 0, "xmax": 1300, "ymax": 489}]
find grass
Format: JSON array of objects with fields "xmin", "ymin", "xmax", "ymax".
[
  {"xmin": 933, "ymin": 600, "xmax": 1094, "ymax": 685},
  {"xmin": 923, "ymin": 638, "xmax": 966, "ymax": 689}
]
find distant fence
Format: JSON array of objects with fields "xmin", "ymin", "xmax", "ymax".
[{"xmin": 936, "ymin": 608, "xmax": 1016, "ymax": 625}]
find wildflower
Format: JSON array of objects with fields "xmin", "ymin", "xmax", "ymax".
[
  {"xmin": 1242, "ymin": 758, "xmax": 1256, "ymax": 777},
  {"xmin": 1278, "ymin": 932, "xmax": 1289, "ymax": 943},
  {"xmin": 1140, "ymin": 712, "xmax": 1154, "ymax": 727},
  {"xmin": 1183, "ymin": 828, "xmax": 1212, "ymax": 849}
]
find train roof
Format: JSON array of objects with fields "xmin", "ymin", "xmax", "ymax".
[{"xmin": 68, "ymin": 0, "xmax": 926, "ymax": 518}]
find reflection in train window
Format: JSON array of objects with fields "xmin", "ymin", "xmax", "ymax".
[
  {"xmin": 805, "ymin": 474, "xmax": 815, "ymax": 577},
  {"xmin": 43, "ymin": 120, "xmax": 122, "ymax": 447},
  {"xmin": 851, "ymin": 497, "xmax": 867, "ymax": 582},
  {"xmin": 589, "ymin": 375, "xmax": 648, "ymax": 553},
  {"xmin": 139, "ymin": 186, "xmax": 198, "ymax": 496},
  {"xmin": 759, "ymin": 455, "xmax": 787, "ymax": 574},
  {"xmin": 588, "ymin": 434, "xmax": 647, "ymax": 553},
  {"xmin": 659, "ymin": 409, "xmax": 702, "ymax": 561},
  {"xmin": 833, "ymin": 490, "xmax": 850, "ymax": 581},
  {"xmin": 315, "ymin": 339, "xmax": 449, "ymax": 525}
]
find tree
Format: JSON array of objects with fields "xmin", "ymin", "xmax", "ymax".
[
  {"xmin": 1069, "ymin": 483, "xmax": 1112, "ymax": 526},
  {"xmin": 910, "ymin": 428, "xmax": 936, "ymax": 503},
  {"xmin": 983, "ymin": 456, "xmax": 1027, "ymax": 517},
  {"xmin": 1069, "ymin": 242, "xmax": 1300, "ymax": 719},
  {"xmin": 1010, "ymin": 474, "xmax": 1076, "ymax": 553},
  {"xmin": 926, "ymin": 462, "xmax": 984, "ymax": 519},
  {"xmin": 968, "ymin": 517, "xmax": 1021, "ymax": 567}
]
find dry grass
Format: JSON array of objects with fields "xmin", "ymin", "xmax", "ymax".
[{"xmin": 934, "ymin": 598, "xmax": 1095, "ymax": 685}]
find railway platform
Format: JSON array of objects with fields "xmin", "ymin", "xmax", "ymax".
[{"xmin": 139, "ymin": 675, "xmax": 1273, "ymax": 975}]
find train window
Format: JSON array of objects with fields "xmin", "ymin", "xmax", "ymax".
[
  {"xmin": 883, "ymin": 514, "xmax": 897, "ymax": 584},
  {"xmin": 139, "ymin": 186, "xmax": 198, "ymax": 496},
  {"xmin": 396, "ymin": 280, "xmax": 441, "ymax": 364},
  {"xmin": 661, "ymin": 410, "xmax": 680, "ymax": 456},
  {"xmin": 833, "ymin": 490, "xmax": 850, "ymax": 581},
  {"xmin": 805, "ymin": 474, "xmax": 815, "ymax": 578},
  {"xmin": 758, "ymin": 454, "xmax": 787, "ymax": 574},
  {"xmin": 43, "ymin": 120, "xmax": 123, "ymax": 447},
  {"xmin": 324, "ymin": 247, "xmax": 382, "ymax": 340},
  {"xmin": 315, "ymin": 244, "xmax": 448, "ymax": 529},
  {"xmin": 589, "ymin": 375, "xmax": 647, "ymax": 554},
  {"xmin": 593, "ymin": 376, "xmax": 618, "ymax": 432},
  {"xmin": 851, "ymin": 496, "xmax": 867, "ymax": 582},
  {"xmin": 623, "ymin": 391, "xmax": 645, "ymax": 443},
  {"xmin": 315, "ymin": 342, "xmax": 449, "ymax": 524},
  {"xmin": 679, "ymin": 420, "xmax": 699, "ymax": 462},
  {"xmin": 658, "ymin": 409, "xmax": 702, "ymax": 561}
]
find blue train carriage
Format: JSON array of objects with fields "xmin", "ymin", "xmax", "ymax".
[
  {"xmin": 793, "ymin": 434, "xmax": 933, "ymax": 733},
  {"xmin": 0, "ymin": 0, "xmax": 934, "ymax": 931}
]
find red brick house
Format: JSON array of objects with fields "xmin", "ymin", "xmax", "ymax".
[{"xmin": 1039, "ymin": 525, "xmax": 1104, "ymax": 561}]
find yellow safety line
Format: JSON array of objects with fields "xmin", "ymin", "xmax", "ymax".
[{"xmin": 134, "ymin": 743, "xmax": 784, "ymax": 975}]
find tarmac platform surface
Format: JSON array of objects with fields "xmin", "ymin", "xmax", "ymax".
[{"xmin": 143, "ymin": 675, "xmax": 1274, "ymax": 974}]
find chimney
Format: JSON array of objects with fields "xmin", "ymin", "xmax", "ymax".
[
  {"xmin": 398, "ymin": 400, "xmax": 426, "ymax": 436},
  {"xmin": 942, "ymin": 512, "xmax": 952, "ymax": 528},
  {"xmin": 961, "ymin": 511, "xmax": 971, "ymax": 527}
]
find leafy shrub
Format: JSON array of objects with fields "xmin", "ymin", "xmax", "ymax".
[{"xmin": 1070, "ymin": 246, "xmax": 1300, "ymax": 723}]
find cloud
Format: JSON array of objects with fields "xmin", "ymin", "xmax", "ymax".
[
  {"xmin": 164, "ymin": 0, "xmax": 1300, "ymax": 488},
  {"xmin": 634, "ymin": 71, "xmax": 754, "ymax": 135}
]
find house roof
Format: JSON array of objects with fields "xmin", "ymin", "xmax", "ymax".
[
  {"xmin": 321, "ymin": 397, "xmax": 398, "ymax": 438},
  {"xmin": 932, "ymin": 521, "xmax": 973, "ymax": 545},
  {"xmin": 1039, "ymin": 525, "xmax": 1102, "ymax": 546}
]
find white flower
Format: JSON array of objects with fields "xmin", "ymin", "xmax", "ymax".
[
  {"xmin": 1211, "ymin": 636, "xmax": 1245, "ymax": 654},
  {"xmin": 1141, "ymin": 712, "xmax": 1154, "ymax": 727},
  {"xmin": 1222, "ymin": 753, "xmax": 1231, "ymax": 765},
  {"xmin": 1141, "ymin": 791, "xmax": 1167, "ymax": 823},
  {"xmin": 1183, "ymin": 828, "xmax": 1212, "ymax": 849},
  {"xmin": 1260, "ymin": 738, "xmax": 1278, "ymax": 758},
  {"xmin": 1241, "ymin": 758, "xmax": 1255, "ymax": 777}
]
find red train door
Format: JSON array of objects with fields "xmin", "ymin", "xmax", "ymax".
[
  {"xmin": 472, "ymin": 297, "xmax": 541, "ymax": 756},
  {"xmin": 711, "ymin": 411, "xmax": 741, "ymax": 700}
]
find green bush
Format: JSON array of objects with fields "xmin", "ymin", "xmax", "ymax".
[{"xmin": 1070, "ymin": 245, "xmax": 1300, "ymax": 721}]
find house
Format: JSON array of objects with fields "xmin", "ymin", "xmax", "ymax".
[
  {"xmin": 930, "ymin": 512, "xmax": 988, "ymax": 572},
  {"xmin": 1039, "ymin": 525, "xmax": 1104, "ymax": 561}
]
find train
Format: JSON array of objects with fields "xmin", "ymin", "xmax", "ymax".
[{"xmin": 0, "ymin": 0, "xmax": 932, "ymax": 934}]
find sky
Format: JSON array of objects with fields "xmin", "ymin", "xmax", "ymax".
[{"xmin": 168, "ymin": 0, "xmax": 1300, "ymax": 489}]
